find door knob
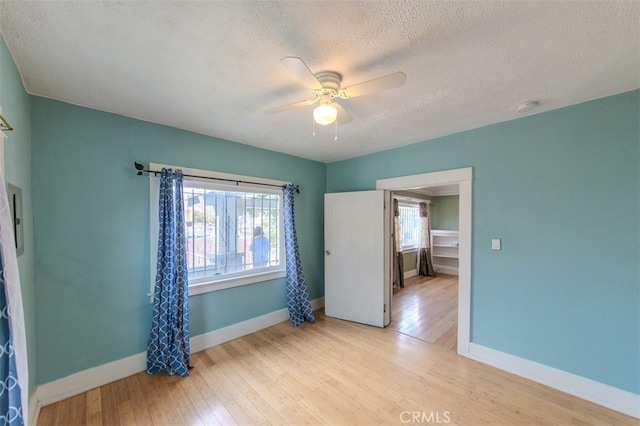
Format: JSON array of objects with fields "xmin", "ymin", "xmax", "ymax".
[{"xmin": 326, "ymin": 250, "xmax": 331, "ymax": 255}]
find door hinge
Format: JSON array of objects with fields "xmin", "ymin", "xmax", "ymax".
[{"xmin": 384, "ymin": 304, "xmax": 386, "ymax": 313}]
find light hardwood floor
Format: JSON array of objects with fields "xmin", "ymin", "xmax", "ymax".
[
  {"xmin": 37, "ymin": 310, "xmax": 636, "ymax": 425},
  {"xmin": 389, "ymin": 274, "xmax": 458, "ymax": 351}
]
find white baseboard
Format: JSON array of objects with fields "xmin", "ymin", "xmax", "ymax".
[
  {"xmin": 403, "ymin": 269, "xmax": 417, "ymax": 279},
  {"xmin": 434, "ymin": 265, "xmax": 458, "ymax": 275},
  {"xmin": 36, "ymin": 351, "xmax": 149, "ymax": 407},
  {"xmin": 463, "ymin": 343, "xmax": 640, "ymax": 419},
  {"xmin": 28, "ymin": 392, "xmax": 40, "ymax": 426},
  {"xmin": 31, "ymin": 297, "xmax": 325, "ymax": 423},
  {"xmin": 190, "ymin": 297, "xmax": 324, "ymax": 352}
]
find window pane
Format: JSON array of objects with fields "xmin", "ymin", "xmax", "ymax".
[
  {"xmin": 183, "ymin": 184, "xmax": 282, "ymax": 283},
  {"xmin": 399, "ymin": 204, "xmax": 420, "ymax": 248}
]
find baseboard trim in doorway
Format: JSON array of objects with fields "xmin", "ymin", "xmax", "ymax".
[
  {"xmin": 31, "ymin": 297, "xmax": 325, "ymax": 424},
  {"xmin": 434, "ymin": 266, "xmax": 458, "ymax": 276},
  {"xmin": 403, "ymin": 269, "xmax": 417, "ymax": 279},
  {"xmin": 463, "ymin": 343, "xmax": 640, "ymax": 419}
]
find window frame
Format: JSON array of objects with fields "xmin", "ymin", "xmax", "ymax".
[
  {"xmin": 396, "ymin": 198, "xmax": 428, "ymax": 252},
  {"xmin": 149, "ymin": 163, "xmax": 288, "ymax": 297}
]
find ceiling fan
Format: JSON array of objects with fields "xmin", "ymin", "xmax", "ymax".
[{"xmin": 266, "ymin": 57, "xmax": 407, "ymax": 126}]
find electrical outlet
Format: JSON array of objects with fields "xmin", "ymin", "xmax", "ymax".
[{"xmin": 491, "ymin": 238, "xmax": 501, "ymax": 250}]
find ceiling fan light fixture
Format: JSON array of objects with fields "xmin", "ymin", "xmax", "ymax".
[{"xmin": 313, "ymin": 103, "xmax": 338, "ymax": 125}]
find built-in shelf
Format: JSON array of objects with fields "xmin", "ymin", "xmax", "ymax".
[{"xmin": 431, "ymin": 230, "xmax": 459, "ymax": 275}]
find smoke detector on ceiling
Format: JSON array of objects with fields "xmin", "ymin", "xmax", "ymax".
[{"xmin": 516, "ymin": 100, "xmax": 540, "ymax": 113}]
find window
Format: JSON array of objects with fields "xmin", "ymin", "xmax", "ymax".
[
  {"xmin": 398, "ymin": 203, "xmax": 420, "ymax": 250},
  {"xmin": 150, "ymin": 164, "xmax": 287, "ymax": 295},
  {"xmin": 183, "ymin": 182, "xmax": 283, "ymax": 281}
]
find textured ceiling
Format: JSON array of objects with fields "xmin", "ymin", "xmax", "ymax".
[{"xmin": 0, "ymin": 1, "xmax": 638, "ymax": 163}]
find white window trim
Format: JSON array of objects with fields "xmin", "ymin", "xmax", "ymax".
[
  {"xmin": 148, "ymin": 163, "xmax": 289, "ymax": 299},
  {"xmin": 188, "ymin": 270, "xmax": 285, "ymax": 296},
  {"xmin": 400, "ymin": 247, "xmax": 418, "ymax": 254},
  {"xmin": 0, "ymin": 132, "xmax": 5, "ymax": 178}
]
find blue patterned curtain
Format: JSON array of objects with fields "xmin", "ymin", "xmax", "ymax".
[
  {"xmin": 0, "ymin": 251, "xmax": 23, "ymax": 426},
  {"xmin": 0, "ymin": 170, "xmax": 26, "ymax": 425},
  {"xmin": 147, "ymin": 169, "xmax": 191, "ymax": 376},
  {"xmin": 283, "ymin": 184, "xmax": 315, "ymax": 327}
]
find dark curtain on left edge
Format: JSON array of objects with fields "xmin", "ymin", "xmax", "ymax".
[
  {"xmin": 418, "ymin": 202, "xmax": 436, "ymax": 277},
  {"xmin": 147, "ymin": 169, "xmax": 191, "ymax": 376},
  {"xmin": 393, "ymin": 198, "xmax": 404, "ymax": 288}
]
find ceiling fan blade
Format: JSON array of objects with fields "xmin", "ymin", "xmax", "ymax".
[
  {"xmin": 334, "ymin": 102, "xmax": 353, "ymax": 124},
  {"xmin": 265, "ymin": 99, "xmax": 317, "ymax": 114},
  {"xmin": 340, "ymin": 71, "xmax": 406, "ymax": 99},
  {"xmin": 281, "ymin": 57, "xmax": 323, "ymax": 90}
]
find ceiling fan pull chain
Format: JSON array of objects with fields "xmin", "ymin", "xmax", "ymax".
[
  {"xmin": 334, "ymin": 119, "xmax": 338, "ymax": 141},
  {"xmin": 312, "ymin": 115, "xmax": 316, "ymax": 136}
]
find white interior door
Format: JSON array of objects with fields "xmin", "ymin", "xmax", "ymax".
[{"xmin": 324, "ymin": 190, "xmax": 390, "ymax": 327}]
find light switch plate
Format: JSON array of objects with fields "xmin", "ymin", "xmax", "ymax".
[{"xmin": 491, "ymin": 238, "xmax": 501, "ymax": 250}]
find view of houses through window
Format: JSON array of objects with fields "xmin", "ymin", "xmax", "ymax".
[{"xmin": 183, "ymin": 182, "xmax": 283, "ymax": 284}]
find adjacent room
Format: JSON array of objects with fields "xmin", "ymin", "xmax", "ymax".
[
  {"xmin": 389, "ymin": 188, "xmax": 460, "ymax": 351},
  {"xmin": 0, "ymin": 1, "xmax": 637, "ymax": 425}
]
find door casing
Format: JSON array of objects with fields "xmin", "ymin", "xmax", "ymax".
[{"xmin": 376, "ymin": 167, "xmax": 472, "ymax": 354}]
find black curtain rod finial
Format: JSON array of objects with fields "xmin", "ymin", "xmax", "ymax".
[
  {"xmin": 282, "ymin": 184, "xmax": 300, "ymax": 194},
  {"xmin": 134, "ymin": 161, "xmax": 145, "ymax": 176}
]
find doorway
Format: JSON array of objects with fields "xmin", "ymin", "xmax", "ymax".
[
  {"xmin": 389, "ymin": 186, "xmax": 460, "ymax": 351},
  {"xmin": 376, "ymin": 167, "xmax": 472, "ymax": 355}
]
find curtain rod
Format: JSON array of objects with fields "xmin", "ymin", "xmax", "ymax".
[
  {"xmin": 394, "ymin": 195, "xmax": 431, "ymax": 204},
  {"xmin": 134, "ymin": 162, "xmax": 299, "ymax": 193}
]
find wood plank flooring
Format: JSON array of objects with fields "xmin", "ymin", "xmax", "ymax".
[
  {"xmin": 37, "ymin": 310, "xmax": 636, "ymax": 425},
  {"xmin": 390, "ymin": 274, "xmax": 458, "ymax": 351}
]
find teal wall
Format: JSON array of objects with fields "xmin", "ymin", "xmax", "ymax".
[
  {"xmin": 0, "ymin": 38, "xmax": 37, "ymax": 397},
  {"xmin": 327, "ymin": 90, "xmax": 640, "ymax": 394},
  {"xmin": 30, "ymin": 97, "xmax": 326, "ymax": 384},
  {"xmin": 431, "ymin": 195, "xmax": 459, "ymax": 231}
]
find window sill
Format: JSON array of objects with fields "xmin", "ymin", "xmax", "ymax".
[
  {"xmin": 188, "ymin": 269, "xmax": 286, "ymax": 296},
  {"xmin": 400, "ymin": 247, "xmax": 418, "ymax": 254}
]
